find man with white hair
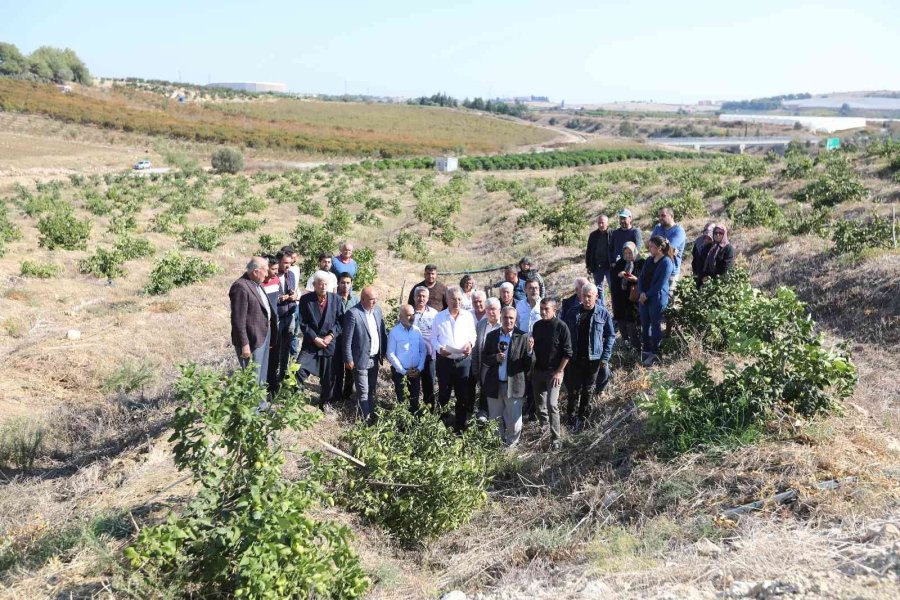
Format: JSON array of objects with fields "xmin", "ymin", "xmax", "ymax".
[
  {"xmin": 471, "ymin": 297, "xmax": 502, "ymax": 422},
  {"xmin": 306, "ymin": 253, "xmax": 338, "ymax": 293},
  {"xmin": 560, "ymin": 277, "xmax": 589, "ymax": 332},
  {"xmin": 331, "ymin": 241, "xmax": 358, "ymax": 279},
  {"xmin": 497, "ymin": 281, "xmax": 516, "ymax": 311},
  {"xmin": 229, "ymin": 256, "xmax": 278, "ymax": 387},
  {"xmin": 412, "ymin": 286, "xmax": 439, "ymax": 409},
  {"xmin": 470, "ymin": 290, "xmax": 487, "ymax": 322},
  {"xmin": 432, "ymin": 285, "xmax": 477, "ymax": 431},
  {"xmin": 562, "ymin": 282, "xmax": 616, "ymax": 433},
  {"xmin": 297, "ymin": 269, "xmax": 345, "ymax": 411}
]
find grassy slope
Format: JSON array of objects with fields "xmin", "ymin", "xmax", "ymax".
[
  {"xmin": 0, "ymin": 80, "xmax": 556, "ymax": 157},
  {"xmin": 0, "ymin": 148, "xmax": 898, "ymax": 597}
]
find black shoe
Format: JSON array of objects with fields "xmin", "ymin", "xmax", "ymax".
[{"xmin": 572, "ymin": 417, "xmax": 585, "ymax": 434}]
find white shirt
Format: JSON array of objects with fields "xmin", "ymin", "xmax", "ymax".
[
  {"xmin": 365, "ymin": 307, "xmax": 380, "ymax": 356},
  {"xmin": 412, "ymin": 306, "xmax": 439, "ymax": 354},
  {"xmin": 516, "ymin": 297, "xmax": 541, "ymax": 334},
  {"xmin": 306, "ymin": 271, "xmax": 337, "ymax": 294},
  {"xmin": 387, "ymin": 324, "xmax": 427, "ymax": 374},
  {"xmin": 432, "ymin": 308, "xmax": 477, "ymax": 359},
  {"xmin": 255, "ymin": 283, "xmax": 271, "ymax": 319}
]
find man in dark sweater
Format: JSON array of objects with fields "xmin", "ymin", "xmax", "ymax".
[
  {"xmin": 610, "ymin": 209, "xmax": 643, "ymax": 264},
  {"xmin": 531, "ymin": 298, "xmax": 573, "ymax": 450},
  {"xmin": 407, "ymin": 263, "xmax": 448, "ymax": 311},
  {"xmin": 585, "ymin": 215, "xmax": 613, "ymax": 301}
]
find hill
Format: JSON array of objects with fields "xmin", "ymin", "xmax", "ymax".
[{"xmin": 0, "ymin": 139, "xmax": 898, "ymax": 598}]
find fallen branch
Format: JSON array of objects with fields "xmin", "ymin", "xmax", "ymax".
[
  {"xmin": 317, "ymin": 438, "xmax": 366, "ymax": 468},
  {"xmin": 586, "ymin": 403, "xmax": 637, "ymax": 451},
  {"xmin": 721, "ymin": 477, "xmax": 856, "ymax": 518},
  {"xmin": 366, "ymin": 479, "xmax": 422, "ymax": 489}
]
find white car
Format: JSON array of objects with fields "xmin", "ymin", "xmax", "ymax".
[{"xmin": 133, "ymin": 160, "xmax": 152, "ymax": 170}]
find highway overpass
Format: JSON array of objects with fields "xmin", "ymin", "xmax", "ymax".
[{"xmin": 654, "ymin": 137, "xmax": 802, "ymax": 154}]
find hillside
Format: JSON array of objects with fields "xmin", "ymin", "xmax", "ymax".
[{"xmin": 0, "ymin": 140, "xmax": 898, "ymax": 598}]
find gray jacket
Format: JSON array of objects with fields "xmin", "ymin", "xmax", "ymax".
[
  {"xmin": 342, "ymin": 304, "xmax": 387, "ymax": 369},
  {"xmin": 472, "ymin": 317, "xmax": 500, "ymax": 384}
]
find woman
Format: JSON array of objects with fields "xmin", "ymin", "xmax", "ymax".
[
  {"xmin": 696, "ymin": 224, "xmax": 735, "ymax": 288},
  {"xmin": 610, "ymin": 241, "xmax": 644, "ymax": 350},
  {"xmin": 459, "ymin": 274, "xmax": 475, "ymax": 312},
  {"xmin": 637, "ymin": 235, "xmax": 676, "ymax": 366},
  {"xmin": 691, "ymin": 222, "xmax": 716, "ymax": 282}
]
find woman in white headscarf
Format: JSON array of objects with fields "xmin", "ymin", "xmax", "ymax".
[{"xmin": 611, "ymin": 241, "xmax": 644, "ymax": 350}]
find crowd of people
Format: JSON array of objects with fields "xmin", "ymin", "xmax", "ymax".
[{"xmin": 229, "ymin": 207, "xmax": 735, "ymax": 448}]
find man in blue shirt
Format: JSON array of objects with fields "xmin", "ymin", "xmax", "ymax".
[
  {"xmin": 387, "ymin": 304, "xmax": 427, "ymax": 413},
  {"xmin": 331, "ymin": 241, "xmax": 358, "ymax": 279},
  {"xmin": 650, "ymin": 206, "xmax": 686, "ymax": 292}
]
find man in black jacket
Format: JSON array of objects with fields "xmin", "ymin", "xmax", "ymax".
[
  {"xmin": 481, "ymin": 306, "xmax": 532, "ymax": 447},
  {"xmin": 297, "ymin": 270, "xmax": 345, "ymax": 410},
  {"xmin": 585, "ymin": 214, "xmax": 613, "ymax": 302},
  {"xmin": 531, "ymin": 298, "xmax": 573, "ymax": 450}
]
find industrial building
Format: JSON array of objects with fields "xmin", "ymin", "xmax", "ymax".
[
  {"xmin": 206, "ymin": 82, "xmax": 288, "ymax": 93},
  {"xmin": 718, "ymin": 114, "xmax": 867, "ymax": 133}
]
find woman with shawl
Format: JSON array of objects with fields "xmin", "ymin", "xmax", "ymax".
[
  {"xmin": 611, "ymin": 241, "xmax": 644, "ymax": 350},
  {"xmin": 691, "ymin": 222, "xmax": 716, "ymax": 283},
  {"xmin": 696, "ymin": 224, "xmax": 735, "ymax": 288}
]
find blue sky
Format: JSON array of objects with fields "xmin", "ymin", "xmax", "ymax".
[{"xmin": 1, "ymin": 0, "xmax": 898, "ymax": 103}]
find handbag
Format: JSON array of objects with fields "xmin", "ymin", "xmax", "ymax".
[{"xmin": 628, "ymin": 284, "xmax": 639, "ymax": 303}]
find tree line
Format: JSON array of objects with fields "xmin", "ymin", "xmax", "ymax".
[
  {"xmin": 409, "ymin": 92, "xmax": 530, "ymax": 118},
  {"xmin": 0, "ymin": 42, "xmax": 91, "ymax": 85},
  {"xmin": 720, "ymin": 92, "xmax": 812, "ymax": 112}
]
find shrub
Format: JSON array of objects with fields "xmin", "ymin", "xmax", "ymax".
[
  {"xmin": 723, "ymin": 187, "xmax": 785, "ymax": 229},
  {"xmin": 114, "ymin": 234, "xmax": 155, "ymax": 260},
  {"xmin": 831, "ymin": 215, "xmax": 894, "ymax": 255},
  {"xmin": 126, "ymin": 365, "xmax": 369, "ymax": 599},
  {"xmin": 0, "ymin": 417, "xmax": 45, "ymax": 471},
  {"xmin": 794, "ymin": 154, "xmax": 867, "ymax": 207},
  {"xmin": 0, "ymin": 203, "xmax": 23, "ymax": 256},
  {"xmin": 102, "ymin": 360, "xmax": 157, "ymax": 397},
  {"xmin": 781, "ymin": 206, "xmax": 832, "ymax": 237},
  {"xmin": 257, "ymin": 233, "xmax": 281, "ymax": 256},
  {"xmin": 387, "ymin": 231, "xmax": 428, "ymax": 261},
  {"xmin": 180, "ymin": 224, "xmax": 223, "ymax": 252},
  {"xmin": 327, "ymin": 405, "xmax": 502, "ymax": 543},
  {"xmin": 37, "ymin": 208, "xmax": 91, "ymax": 250},
  {"xmin": 144, "ymin": 251, "xmax": 220, "ymax": 295},
  {"xmin": 651, "ymin": 193, "xmax": 706, "ymax": 221},
  {"xmin": 647, "ymin": 269, "xmax": 857, "ymax": 454},
  {"xmin": 541, "ymin": 197, "xmax": 585, "ymax": 247},
  {"xmin": 20, "ymin": 260, "xmax": 61, "ymax": 278},
  {"xmin": 326, "ymin": 205, "xmax": 352, "ymax": 236},
  {"xmin": 210, "ymin": 147, "xmax": 244, "ymax": 174},
  {"xmin": 79, "ymin": 235, "xmax": 155, "ymax": 280},
  {"xmin": 149, "ymin": 209, "xmax": 187, "ymax": 234},
  {"xmin": 413, "ymin": 174, "xmax": 467, "ymax": 243},
  {"xmin": 782, "ymin": 151, "xmax": 814, "ymax": 180},
  {"xmin": 353, "ymin": 247, "xmax": 377, "ymax": 289},
  {"xmin": 221, "ymin": 215, "xmax": 265, "ymax": 233}
]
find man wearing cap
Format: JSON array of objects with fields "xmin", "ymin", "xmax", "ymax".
[
  {"xmin": 517, "ymin": 257, "xmax": 545, "ymax": 297},
  {"xmin": 585, "ymin": 215, "xmax": 613, "ymax": 301},
  {"xmin": 610, "ymin": 209, "xmax": 643, "ymax": 266}
]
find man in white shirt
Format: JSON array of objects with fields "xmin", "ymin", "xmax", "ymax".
[
  {"xmin": 387, "ymin": 304, "xmax": 427, "ymax": 413},
  {"xmin": 306, "ymin": 253, "xmax": 338, "ymax": 294},
  {"xmin": 515, "ymin": 278, "xmax": 542, "ymax": 335},
  {"xmin": 342, "ymin": 287, "xmax": 387, "ymax": 422},
  {"xmin": 432, "ymin": 286, "xmax": 477, "ymax": 432},
  {"xmin": 412, "ymin": 286, "xmax": 439, "ymax": 409}
]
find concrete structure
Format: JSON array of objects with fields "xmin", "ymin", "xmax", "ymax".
[
  {"xmin": 783, "ymin": 97, "xmax": 900, "ymax": 111},
  {"xmin": 719, "ymin": 114, "xmax": 867, "ymax": 133},
  {"xmin": 207, "ymin": 82, "xmax": 288, "ymax": 93},
  {"xmin": 435, "ymin": 156, "xmax": 458, "ymax": 173},
  {"xmin": 658, "ymin": 137, "xmax": 798, "ymax": 154}
]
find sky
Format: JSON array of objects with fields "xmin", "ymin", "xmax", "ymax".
[{"xmin": 1, "ymin": 0, "xmax": 898, "ymax": 103}]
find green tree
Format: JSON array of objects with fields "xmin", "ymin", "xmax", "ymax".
[
  {"xmin": 0, "ymin": 42, "xmax": 26, "ymax": 76},
  {"xmin": 211, "ymin": 147, "xmax": 244, "ymax": 174}
]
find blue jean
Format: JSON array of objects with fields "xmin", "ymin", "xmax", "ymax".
[
  {"xmin": 639, "ymin": 300, "xmax": 666, "ymax": 355},
  {"xmin": 236, "ymin": 330, "xmax": 270, "ymax": 387},
  {"xmin": 592, "ymin": 269, "xmax": 610, "ymax": 303}
]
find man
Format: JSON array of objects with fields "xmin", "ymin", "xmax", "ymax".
[
  {"xmin": 610, "ymin": 209, "xmax": 643, "ymax": 264},
  {"xmin": 481, "ymin": 306, "xmax": 532, "ymax": 447},
  {"xmin": 297, "ymin": 270, "xmax": 345, "ymax": 410},
  {"xmin": 279, "ymin": 246, "xmax": 301, "ymax": 356},
  {"xmin": 412, "ymin": 286, "xmax": 440, "ymax": 409},
  {"xmin": 517, "ymin": 257, "xmax": 546, "ymax": 297},
  {"xmin": 274, "ymin": 251, "xmax": 300, "ymax": 388},
  {"xmin": 585, "ymin": 214, "xmax": 613, "ymax": 300},
  {"xmin": 229, "ymin": 257, "xmax": 278, "ymax": 387},
  {"xmin": 516, "ymin": 279, "xmax": 542, "ymax": 335},
  {"xmin": 261, "ymin": 256, "xmax": 282, "ymax": 390},
  {"xmin": 563, "ymin": 282, "xmax": 615, "ymax": 433},
  {"xmin": 497, "ymin": 282, "xmax": 516, "ymax": 311},
  {"xmin": 432, "ymin": 286, "xmax": 477, "ymax": 432},
  {"xmin": 471, "ymin": 297, "xmax": 502, "ymax": 422},
  {"xmin": 407, "ymin": 264, "xmax": 448, "ymax": 311},
  {"xmin": 331, "ymin": 241, "xmax": 358, "ymax": 279},
  {"xmin": 306, "ymin": 253, "xmax": 338, "ymax": 293},
  {"xmin": 387, "ymin": 304, "xmax": 427, "ymax": 413},
  {"xmin": 651, "ymin": 207, "xmax": 687, "ymax": 289},
  {"xmin": 531, "ymin": 299, "xmax": 573, "ymax": 450},
  {"xmin": 471, "ymin": 290, "xmax": 487, "ymax": 322},
  {"xmin": 560, "ymin": 277, "xmax": 589, "ymax": 329},
  {"xmin": 494, "ymin": 265, "xmax": 526, "ymax": 303},
  {"xmin": 335, "ymin": 271, "xmax": 360, "ymax": 400},
  {"xmin": 343, "ymin": 286, "xmax": 387, "ymax": 422}
]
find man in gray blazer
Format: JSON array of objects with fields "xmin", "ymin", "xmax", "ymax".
[
  {"xmin": 229, "ymin": 256, "xmax": 278, "ymax": 387},
  {"xmin": 481, "ymin": 306, "xmax": 533, "ymax": 446},
  {"xmin": 471, "ymin": 297, "xmax": 501, "ymax": 422},
  {"xmin": 342, "ymin": 286, "xmax": 387, "ymax": 422}
]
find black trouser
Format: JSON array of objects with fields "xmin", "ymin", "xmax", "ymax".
[
  {"xmin": 469, "ymin": 370, "xmax": 488, "ymax": 416},
  {"xmin": 566, "ymin": 357, "xmax": 608, "ymax": 418},
  {"xmin": 299, "ymin": 353, "xmax": 339, "ymax": 407},
  {"xmin": 522, "ymin": 378, "xmax": 535, "ymax": 419},
  {"xmin": 391, "ymin": 367, "xmax": 422, "ymax": 413},
  {"xmin": 436, "ymin": 355, "xmax": 472, "ymax": 432},
  {"xmin": 421, "ymin": 354, "xmax": 436, "ymax": 410}
]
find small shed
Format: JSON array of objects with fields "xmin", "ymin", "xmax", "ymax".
[{"xmin": 435, "ymin": 156, "xmax": 458, "ymax": 173}]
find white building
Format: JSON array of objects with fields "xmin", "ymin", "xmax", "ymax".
[
  {"xmin": 435, "ymin": 156, "xmax": 458, "ymax": 173},
  {"xmin": 719, "ymin": 114, "xmax": 867, "ymax": 133},
  {"xmin": 207, "ymin": 82, "xmax": 288, "ymax": 93}
]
